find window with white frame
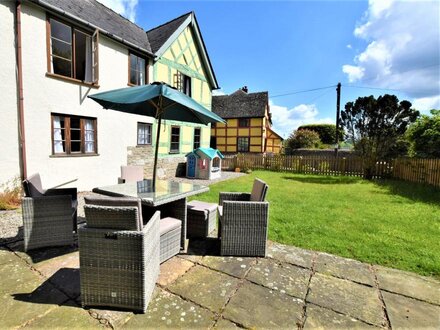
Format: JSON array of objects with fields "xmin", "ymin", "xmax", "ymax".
[
  {"xmin": 137, "ymin": 123, "xmax": 152, "ymax": 145},
  {"xmin": 52, "ymin": 114, "xmax": 96, "ymax": 155}
]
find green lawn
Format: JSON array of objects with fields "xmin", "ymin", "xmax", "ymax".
[{"xmin": 191, "ymin": 170, "xmax": 440, "ymax": 278}]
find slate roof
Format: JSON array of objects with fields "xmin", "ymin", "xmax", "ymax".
[
  {"xmin": 33, "ymin": 0, "xmax": 152, "ymax": 53},
  {"xmin": 212, "ymin": 89, "xmax": 269, "ymax": 119},
  {"xmin": 146, "ymin": 12, "xmax": 192, "ymax": 54}
]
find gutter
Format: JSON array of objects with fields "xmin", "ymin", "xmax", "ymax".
[
  {"xmin": 31, "ymin": 0, "xmax": 156, "ymax": 58},
  {"xmin": 16, "ymin": 0, "xmax": 27, "ymax": 180}
]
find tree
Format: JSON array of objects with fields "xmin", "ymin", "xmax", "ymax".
[
  {"xmin": 286, "ymin": 129, "xmax": 321, "ymax": 150},
  {"xmin": 406, "ymin": 109, "xmax": 440, "ymax": 158},
  {"xmin": 298, "ymin": 124, "xmax": 343, "ymax": 145},
  {"xmin": 341, "ymin": 94, "xmax": 419, "ymax": 179}
]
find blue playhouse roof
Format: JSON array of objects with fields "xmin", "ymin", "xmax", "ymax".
[{"xmin": 186, "ymin": 147, "xmax": 224, "ymax": 159}]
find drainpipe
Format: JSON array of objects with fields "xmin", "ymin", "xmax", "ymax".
[{"xmin": 16, "ymin": 0, "xmax": 27, "ymax": 180}]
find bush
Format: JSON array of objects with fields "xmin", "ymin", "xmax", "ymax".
[
  {"xmin": 406, "ymin": 109, "xmax": 440, "ymax": 158},
  {"xmin": 298, "ymin": 124, "xmax": 343, "ymax": 145},
  {"xmin": 0, "ymin": 177, "xmax": 22, "ymax": 210},
  {"xmin": 286, "ymin": 129, "xmax": 321, "ymax": 149}
]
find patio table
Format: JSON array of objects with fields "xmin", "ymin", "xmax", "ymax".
[{"xmin": 92, "ymin": 179, "xmax": 209, "ymax": 250}]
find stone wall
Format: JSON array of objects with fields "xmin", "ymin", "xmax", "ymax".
[{"xmin": 127, "ymin": 146, "xmax": 187, "ymax": 179}]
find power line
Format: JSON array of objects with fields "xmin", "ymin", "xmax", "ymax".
[
  {"xmin": 342, "ymin": 84, "xmax": 402, "ymax": 92},
  {"xmin": 271, "ymin": 85, "xmax": 336, "ymax": 98}
]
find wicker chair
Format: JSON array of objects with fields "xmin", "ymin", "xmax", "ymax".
[
  {"xmin": 118, "ymin": 165, "xmax": 144, "ymax": 183},
  {"xmin": 79, "ymin": 203, "xmax": 160, "ymax": 313},
  {"xmin": 22, "ymin": 196, "xmax": 74, "ymax": 252},
  {"xmin": 23, "ymin": 173, "xmax": 78, "ymax": 232},
  {"xmin": 218, "ymin": 179, "xmax": 269, "ymax": 257},
  {"xmin": 85, "ymin": 196, "xmax": 181, "ymax": 263}
]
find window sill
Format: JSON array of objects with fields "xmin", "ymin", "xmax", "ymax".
[
  {"xmin": 50, "ymin": 153, "xmax": 100, "ymax": 158},
  {"xmin": 136, "ymin": 144, "xmax": 152, "ymax": 147},
  {"xmin": 46, "ymin": 72, "xmax": 100, "ymax": 89},
  {"xmin": 169, "ymin": 151, "xmax": 180, "ymax": 155}
]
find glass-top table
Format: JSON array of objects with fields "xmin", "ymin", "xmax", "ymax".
[{"xmin": 92, "ymin": 179, "xmax": 209, "ymax": 207}]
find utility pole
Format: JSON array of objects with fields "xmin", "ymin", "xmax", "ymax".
[{"xmin": 335, "ymin": 82, "xmax": 341, "ymax": 156}]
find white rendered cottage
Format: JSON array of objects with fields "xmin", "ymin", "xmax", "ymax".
[{"xmin": 0, "ymin": 0, "xmax": 219, "ymax": 191}]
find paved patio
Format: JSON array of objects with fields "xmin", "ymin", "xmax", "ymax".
[{"xmin": 1, "ymin": 233, "xmax": 439, "ymax": 329}]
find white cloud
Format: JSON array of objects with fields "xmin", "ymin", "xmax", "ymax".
[
  {"xmin": 269, "ymin": 100, "xmax": 333, "ymax": 138},
  {"xmin": 343, "ymin": 0, "xmax": 440, "ymax": 98},
  {"xmin": 97, "ymin": 0, "xmax": 138, "ymax": 22},
  {"xmin": 412, "ymin": 96, "xmax": 440, "ymax": 112},
  {"xmin": 346, "ymin": 44, "xmax": 352, "ymax": 49},
  {"xmin": 343, "ymin": 65, "xmax": 364, "ymax": 82}
]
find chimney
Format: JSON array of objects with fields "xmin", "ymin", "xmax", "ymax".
[{"xmin": 241, "ymin": 86, "xmax": 248, "ymax": 93}]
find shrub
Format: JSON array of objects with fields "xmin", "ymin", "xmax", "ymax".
[
  {"xmin": 298, "ymin": 124, "xmax": 343, "ymax": 145},
  {"xmin": 0, "ymin": 177, "xmax": 22, "ymax": 210},
  {"xmin": 286, "ymin": 129, "xmax": 321, "ymax": 149},
  {"xmin": 406, "ymin": 109, "xmax": 440, "ymax": 158}
]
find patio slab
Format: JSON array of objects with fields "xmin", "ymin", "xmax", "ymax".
[
  {"xmin": 307, "ymin": 273, "xmax": 385, "ymax": 327},
  {"xmin": 222, "ymin": 281, "xmax": 304, "ymax": 328},
  {"xmin": 167, "ymin": 265, "xmax": 240, "ymax": 312},
  {"xmin": 199, "ymin": 255, "xmax": 256, "ymax": 278},
  {"xmin": 157, "ymin": 257, "xmax": 194, "ymax": 287},
  {"xmin": 267, "ymin": 241, "xmax": 315, "ymax": 269},
  {"xmin": 123, "ymin": 288, "xmax": 216, "ymax": 329},
  {"xmin": 24, "ymin": 300, "xmax": 104, "ymax": 329},
  {"xmin": 375, "ymin": 265, "xmax": 440, "ymax": 305},
  {"xmin": 382, "ymin": 291, "xmax": 440, "ymax": 329},
  {"xmin": 246, "ymin": 257, "xmax": 311, "ymax": 299},
  {"xmin": 314, "ymin": 252, "xmax": 375, "ymax": 286},
  {"xmin": 0, "ymin": 280, "xmax": 69, "ymax": 328},
  {"xmin": 303, "ymin": 304, "xmax": 378, "ymax": 329}
]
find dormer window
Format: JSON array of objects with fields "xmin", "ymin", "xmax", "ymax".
[
  {"xmin": 129, "ymin": 52, "xmax": 147, "ymax": 86},
  {"xmin": 47, "ymin": 17, "xmax": 98, "ymax": 84}
]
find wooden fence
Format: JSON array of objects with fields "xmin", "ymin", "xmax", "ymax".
[{"xmin": 222, "ymin": 154, "xmax": 440, "ymax": 188}]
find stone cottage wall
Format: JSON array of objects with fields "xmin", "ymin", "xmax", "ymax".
[{"xmin": 127, "ymin": 146, "xmax": 186, "ymax": 179}]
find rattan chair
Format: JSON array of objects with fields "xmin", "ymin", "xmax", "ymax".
[
  {"xmin": 79, "ymin": 203, "xmax": 160, "ymax": 313},
  {"xmin": 22, "ymin": 195, "xmax": 74, "ymax": 252},
  {"xmin": 23, "ymin": 173, "xmax": 78, "ymax": 232},
  {"xmin": 85, "ymin": 196, "xmax": 181, "ymax": 263},
  {"xmin": 218, "ymin": 179, "xmax": 269, "ymax": 257}
]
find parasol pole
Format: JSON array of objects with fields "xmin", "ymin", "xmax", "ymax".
[{"xmin": 152, "ymin": 95, "xmax": 163, "ymax": 191}]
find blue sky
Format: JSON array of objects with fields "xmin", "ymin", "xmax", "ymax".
[{"xmin": 101, "ymin": 0, "xmax": 440, "ymax": 138}]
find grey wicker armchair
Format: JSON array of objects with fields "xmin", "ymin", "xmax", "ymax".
[
  {"xmin": 23, "ymin": 173, "xmax": 78, "ymax": 232},
  {"xmin": 79, "ymin": 203, "xmax": 160, "ymax": 313},
  {"xmin": 22, "ymin": 196, "xmax": 74, "ymax": 252},
  {"xmin": 218, "ymin": 179, "xmax": 269, "ymax": 257},
  {"xmin": 84, "ymin": 196, "xmax": 181, "ymax": 263}
]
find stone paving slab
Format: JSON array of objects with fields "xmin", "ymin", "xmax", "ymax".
[
  {"xmin": 88, "ymin": 307, "xmax": 134, "ymax": 328},
  {"xmin": 168, "ymin": 265, "xmax": 240, "ymax": 313},
  {"xmin": 25, "ymin": 300, "xmax": 104, "ymax": 329},
  {"xmin": 223, "ymin": 281, "xmax": 304, "ymax": 328},
  {"xmin": 382, "ymin": 291, "xmax": 440, "ymax": 329},
  {"xmin": 0, "ymin": 280, "xmax": 69, "ymax": 328},
  {"xmin": 0, "ymin": 255, "xmax": 43, "ymax": 293},
  {"xmin": 307, "ymin": 273, "xmax": 385, "ymax": 327},
  {"xmin": 303, "ymin": 304, "xmax": 379, "ymax": 329},
  {"xmin": 199, "ymin": 255, "xmax": 255, "ymax": 278},
  {"xmin": 246, "ymin": 257, "xmax": 311, "ymax": 299},
  {"xmin": 123, "ymin": 288, "xmax": 216, "ymax": 329},
  {"xmin": 158, "ymin": 257, "xmax": 194, "ymax": 287},
  {"xmin": 213, "ymin": 317, "xmax": 241, "ymax": 329},
  {"xmin": 267, "ymin": 241, "xmax": 315, "ymax": 269},
  {"xmin": 376, "ymin": 265, "xmax": 440, "ymax": 305},
  {"xmin": 314, "ymin": 252, "xmax": 375, "ymax": 286}
]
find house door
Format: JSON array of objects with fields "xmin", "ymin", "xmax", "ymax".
[{"xmin": 187, "ymin": 155, "xmax": 196, "ymax": 177}]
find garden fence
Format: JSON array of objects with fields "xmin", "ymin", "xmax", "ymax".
[{"xmin": 222, "ymin": 154, "xmax": 440, "ymax": 188}]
